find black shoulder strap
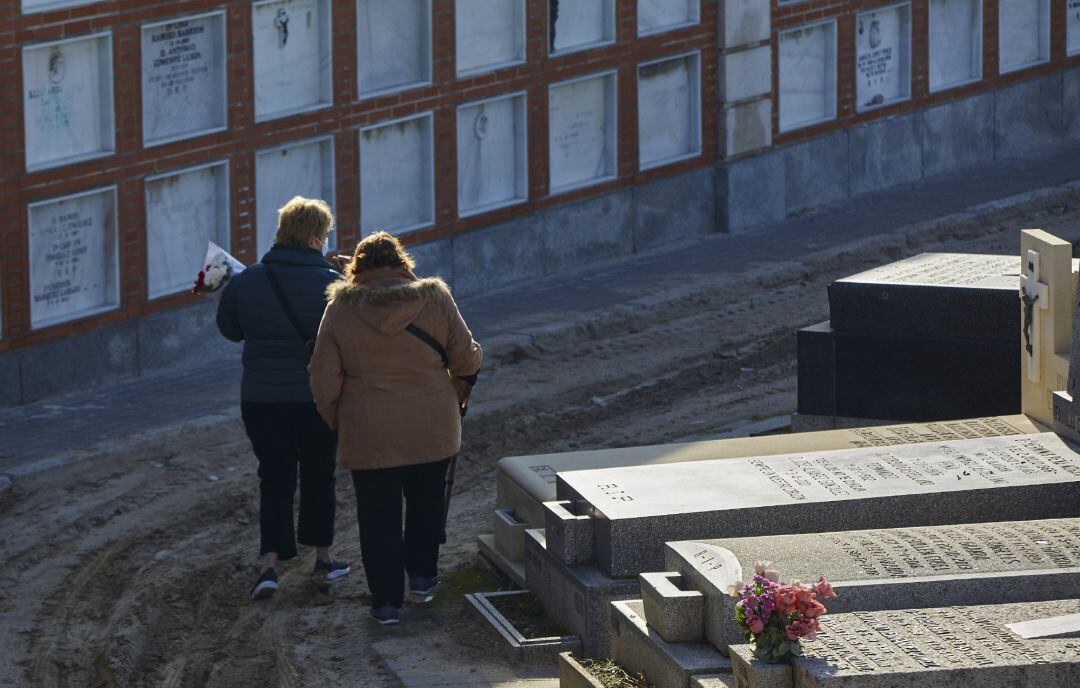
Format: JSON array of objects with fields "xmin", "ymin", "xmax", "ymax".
[
  {"xmin": 405, "ymin": 323, "xmax": 448, "ymax": 367},
  {"xmin": 264, "ymin": 263, "xmax": 314, "ymax": 349}
]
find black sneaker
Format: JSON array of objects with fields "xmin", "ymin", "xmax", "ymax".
[
  {"xmin": 250, "ymin": 567, "xmax": 278, "ymax": 601},
  {"xmin": 370, "ymin": 604, "xmax": 400, "ymax": 625},
  {"xmin": 408, "ymin": 575, "xmax": 439, "ymax": 602},
  {"xmin": 313, "ymin": 559, "xmax": 351, "ymax": 581}
]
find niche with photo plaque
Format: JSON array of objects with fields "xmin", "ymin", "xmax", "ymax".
[
  {"xmin": 360, "ymin": 115, "xmax": 435, "ymax": 234},
  {"xmin": 999, "ymin": 0, "xmax": 1050, "ymax": 72},
  {"xmin": 255, "ymin": 138, "xmax": 336, "ymax": 254},
  {"xmin": 457, "ymin": 94, "xmax": 528, "ymax": 217},
  {"xmin": 778, "ymin": 21, "xmax": 837, "ymax": 132},
  {"xmin": 929, "ymin": 0, "xmax": 982, "ymax": 91},
  {"xmin": 357, "ymin": 0, "xmax": 431, "ymax": 97},
  {"xmin": 637, "ymin": 53, "xmax": 701, "ymax": 170},
  {"xmin": 855, "ymin": 4, "xmax": 911, "ymax": 112},
  {"xmin": 549, "ymin": 0, "xmax": 616, "ymax": 55},
  {"xmin": 637, "ymin": 0, "xmax": 700, "ymax": 36},
  {"xmin": 456, "ymin": 0, "xmax": 526, "ymax": 76},
  {"xmin": 548, "ymin": 73, "xmax": 618, "ymax": 194},
  {"xmin": 252, "ymin": 0, "xmax": 332, "ymax": 121}
]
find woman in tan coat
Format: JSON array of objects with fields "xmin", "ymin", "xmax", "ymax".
[{"xmin": 309, "ymin": 232, "xmax": 482, "ymax": 625}]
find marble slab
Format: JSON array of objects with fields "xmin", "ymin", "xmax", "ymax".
[
  {"xmin": 638, "ymin": 53, "xmax": 700, "ymax": 169},
  {"xmin": 360, "ymin": 114, "xmax": 434, "ymax": 234},
  {"xmin": 455, "ymin": 0, "xmax": 525, "ymax": 75},
  {"xmin": 252, "ymin": 0, "xmax": 332, "ymax": 120},
  {"xmin": 928, "ymin": 0, "xmax": 981, "ymax": 91},
  {"xmin": 553, "ymin": 433, "xmax": 1080, "ymax": 576},
  {"xmin": 141, "ymin": 12, "xmax": 227, "ymax": 145},
  {"xmin": 666, "ymin": 517, "xmax": 1080, "ymax": 653},
  {"xmin": 548, "ymin": 73, "xmax": 617, "ymax": 193},
  {"xmin": 550, "ymin": 0, "xmax": 614, "ymax": 54},
  {"xmin": 1070, "ymin": 0, "xmax": 1080, "ymax": 55},
  {"xmin": 638, "ymin": 0, "xmax": 700, "ymax": 35},
  {"xmin": 357, "ymin": 0, "xmax": 431, "ymax": 96},
  {"xmin": 855, "ymin": 4, "xmax": 911, "ymax": 111},
  {"xmin": 28, "ymin": 188, "xmax": 119, "ymax": 329},
  {"xmin": 255, "ymin": 138, "xmax": 335, "ymax": 255},
  {"xmin": 999, "ymin": 0, "xmax": 1050, "ymax": 73},
  {"xmin": 778, "ymin": 22, "xmax": 837, "ymax": 132},
  {"xmin": 22, "ymin": 33, "xmax": 114, "ymax": 170},
  {"xmin": 457, "ymin": 94, "xmax": 528, "ymax": 216},
  {"xmin": 22, "ymin": 0, "xmax": 97, "ymax": 13},
  {"xmin": 145, "ymin": 163, "xmax": 230, "ymax": 299}
]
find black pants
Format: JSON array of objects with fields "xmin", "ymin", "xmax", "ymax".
[
  {"xmin": 241, "ymin": 401, "xmax": 337, "ymax": 561},
  {"xmin": 351, "ymin": 458, "xmax": 451, "ymax": 608}
]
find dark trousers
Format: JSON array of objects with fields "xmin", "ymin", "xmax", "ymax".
[
  {"xmin": 241, "ymin": 401, "xmax": 337, "ymax": 561},
  {"xmin": 351, "ymin": 458, "xmax": 451, "ymax": 608}
]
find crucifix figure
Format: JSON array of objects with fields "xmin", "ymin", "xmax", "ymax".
[
  {"xmin": 275, "ymin": 8, "xmax": 290, "ymax": 48},
  {"xmin": 1021, "ymin": 249, "xmax": 1049, "ymax": 381}
]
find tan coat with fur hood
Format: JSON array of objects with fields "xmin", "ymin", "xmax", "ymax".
[{"xmin": 308, "ymin": 266, "xmax": 483, "ymax": 470}]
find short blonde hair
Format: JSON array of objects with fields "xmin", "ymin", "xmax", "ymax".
[
  {"xmin": 346, "ymin": 231, "xmax": 415, "ymax": 281},
  {"xmin": 273, "ymin": 196, "xmax": 334, "ymax": 247}
]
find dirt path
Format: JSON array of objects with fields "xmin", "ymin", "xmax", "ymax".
[{"xmin": 2, "ymin": 187, "xmax": 1079, "ymax": 687}]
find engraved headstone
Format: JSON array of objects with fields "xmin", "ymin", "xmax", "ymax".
[
  {"xmin": 855, "ymin": 4, "xmax": 911, "ymax": 111},
  {"xmin": 141, "ymin": 13, "xmax": 227, "ymax": 145},
  {"xmin": 548, "ymin": 73, "xmax": 617, "ymax": 193},
  {"xmin": 550, "ymin": 0, "xmax": 615, "ymax": 54},
  {"xmin": 22, "ymin": 34, "xmax": 115, "ymax": 170},
  {"xmin": 145, "ymin": 163, "xmax": 230, "ymax": 299},
  {"xmin": 998, "ymin": 0, "xmax": 1050, "ymax": 73},
  {"xmin": 357, "ymin": 0, "xmax": 430, "ymax": 96},
  {"xmin": 638, "ymin": 0, "xmax": 699, "ymax": 35},
  {"xmin": 360, "ymin": 114, "xmax": 434, "ymax": 234},
  {"xmin": 255, "ymin": 138, "xmax": 335, "ymax": 255},
  {"xmin": 778, "ymin": 22, "xmax": 837, "ymax": 132},
  {"xmin": 455, "ymin": 0, "xmax": 525, "ymax": 76},
  {"xmin": 730, "ymin": 600, "xmax": 1080, "ymax": 688},
  {"xmin": 457, "ymin": 94, "xmax": 527, "ymax": 216},
  {"xmin": 252, "ymin": 0, "xmax": 332, "ymax": 121},
  {"xmin": 638, "ymin": 53, "xmax": 700, "ymax": 169},
  {"xmin": 28, "ymin": 188, "xmax": 119, "ymax": 329},
  {"xmin": 928, "ymin": 0, "xmax": 981, "ymax": 91}
]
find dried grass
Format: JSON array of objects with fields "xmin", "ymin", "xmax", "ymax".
[{"xmin": 579, "ymin": 658, "xmax": 654, "ymax": 688}]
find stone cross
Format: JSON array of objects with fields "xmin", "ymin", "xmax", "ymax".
[{"xmin": 1020, "ymin": 229, "xmax": 1073, "ymax": 427}]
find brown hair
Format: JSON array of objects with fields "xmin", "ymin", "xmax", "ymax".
[
  {"xmin": 347, "ymin": 231, "xmax": 416, "ymax": 281},
  {"xmin": 273, "ymin": 196, "xmax": 334, "ymax": 248}
]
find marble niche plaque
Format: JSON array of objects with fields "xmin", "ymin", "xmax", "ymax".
[
  {"xmin": 638, "ymin": 0, "xmax": 700, "ymax": 36},
  {"xmin": 357, "ymin": 0, "xmax": 431, "ymax": 97},
  {"xmin": 23, "ymin": 33, "xmax": 115, "ymax": 171},
  {"xmin": 22, "ymin": 0, "xmax": 98, "ymax": 13},
  {"xmin": 778, "ymin": 22, "xmax": 837, "ymax": 132},
  {"xmin": 928, "ymin": 0, "xmax": 982, "ymax": 91},
  {"xmin": 855, "ymin": 4, "xmax": 912, "ymax": 111},
  {"xmin": 457, "ymin": 94, "xmax": 528, "ymax": 217},
  {"xmin": 255, "ymin": 138, "xmax": 335, "ymax": 255},
  {"xmin": 548, "ymin": 72, "xmax": 617, "ymax": 193},
  {"xmin": 252, "ymin": 0, "xmax": 332, "ymax": 121},
  {"xmin": 638, "ymin": 53, "xmax": 701, "ymax": 170},
  {"xmin": 360, "ymin": 114, "xmax": 434, "ymax": 234},
  {"xmin": 456, "ymin": 0, "xmax": 525, "ymax": 76},
  {"xmin": 1071, "ymin": 0, "xmax": 1080, "ymax": 55},
  {"xmin": 550, "ymin": 0, "xmax": 616, "ymax": 54},
  {"xmin": 999, "ymin": 0, "xmax": 1050, "ymax": 73},
  {"xmin": 145, "ymin": 163, "xmax": 230, "ymax": 299},
  {"xmin": 28, "ymin": 188, "xmax": 119, "ymax": 329}
]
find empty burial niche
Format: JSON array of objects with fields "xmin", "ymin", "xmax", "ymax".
[
  {"xmin": 549, "ymin": 0, "xmax": 616, "ymax": 55},
  {"xmin": 255, "ymin": 137, "xmax": 336, "ymax": 254},
  {"xmin": 929, "ymin": 0, "xmax": 982, "ymax": 92},
  {"xmin": 637, "ymin": 52, "xmax": 702, "ymax": 170},
  {"xmin": 778, "ymin": 20, "xmax": 837, "ymax": 132},
  {"xmin": 455, "ymin": 0, "xmax": 526, "ymax": 77},
  {"xmin": 457, "ymin": 92, "xmax": 529, "ymax": 217},
  {"xmin": 637, "ymin": 0, "xmax": 700, "ymax": 36},
  {"xmin": 360, "ymin": 113, "xmax": 435, "ymax": 234},
  {"xmin": 357, "ymin": 0, "xmax": 432, "ymax": 97},
  {"xmin": 855, "ymin": 3, "xmax": 912, "ymax": 112},
  {"xmin": 999, "ymin": 0, "xmax": 1050, "ymax": 73},
  {"xmin": 1070, "ymin": 0, "xmax": 1080, "ymax": 56}
]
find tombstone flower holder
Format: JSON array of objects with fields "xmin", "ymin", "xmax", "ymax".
[{"xmin": 727, "ymin": 561, "xmax": 837, "ymax": 663}]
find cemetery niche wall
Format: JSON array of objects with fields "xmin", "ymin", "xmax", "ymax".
[
  {"xmin": 252, "ymin": 0, "xmax": 333, "ymax": 121},
  {"xmin": 928, "ymin": 0, "xmax": 982, "ymax": 91},
  {"xmin": 457, "ymin": 93, "xmax": 529, "ymax": 217},
  {"xmin": 1071, "ymin": 0, "xmax": 1080, "ymax": 56},
  {"xmin": 360, "ymin": 114, "xmax": 435, "ymax": 234},
  {"xmin": 638, "ymin": 52, "xmax": 702, "ymax": 170},
  {"xmin": 455, "ymin": 0, "xmax": 525, "ymax": 76},
  {"xmin": 999, "ymin": 0, "xmax": 1051, "ymax": 73},
  {"xmin": 855, "ymin": 4, "xmax": 911, "ymax": 111},
  {"xmin": 549, "ymin": 0, "xmax": 616, "ymax": 54},
  {"xmin": 255, "ymin": 138, "xmax": 336, "ymax": 254},
  {"xmin": 357, "ymin": 0, "xmax": 431, "ymax": 97},
  {"xmin": 778, "ymin": 21, "xmax": 837, "ymax": 132},
  {"xmin": 548, "ymin": 72, "xmax": 618, "ymax": 194},
  {"xmin": 637, "ymin": 0, "xmax": 700, "ymax": 36}
]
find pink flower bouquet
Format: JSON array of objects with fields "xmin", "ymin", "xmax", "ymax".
[{"xmin": 727, "ymin": 561, "xmax": 837, "ymax": 663}]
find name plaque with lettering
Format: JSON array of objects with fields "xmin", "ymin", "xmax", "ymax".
[
  {"xmin": 360, "ymin": 114, "xmax": 434, "ymax": 234},
  {"xmin": 855, "ymin": 4, "xmax": 911, "ymax": 111},
  {"xmin": 255, "ymin": 138, "xmax": 335, "ymax": 254},
  {"xmin": 638, "ymin": 53, "xmax": 700, "ymax": 169},
  {"xmin": 548, "ymin": 73, "xmax": 617, "ymax": 193},
  {"xmin": 252, "ymin": 0, "xmax": 332, "ymax": 121}
]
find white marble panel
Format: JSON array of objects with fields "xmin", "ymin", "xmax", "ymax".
[
  {"xmin": 778, "ymin": 22, "xmax": 837, "ymax": 131},
  {"xmin": 146, "ymin": 164, "xmax": 229, "ymax": 299},
  {"xmin": 855, "ymin": 4, "xmax": 912, "ymax": 111},
  {"xmin": 357, "ymin": 0, "xmax": 431, "ymax": 96},
  {"xmin": 255, "ymin": 138, "xmax": 336, "ymax": 255},
  {"xmin": 253, "ymin": 0, "xmax": 332, "ymax": 120},
  {"xmin": 638, "ymin": 53, "xmax": 700, "ymax": 169},
  {"xmin": 22, "ymin": 0, "xmax": 97, "ymax": 13},
  {"xmin": 551, "ymin": 0, "xmax": 615, "ymax": 54},
  {"xmin": 142, "ymin": 12, "xmax": 227, "ymax": 145},
  {"xmin": 457, "ymin": 94, "xmax": 527, "ymax": 216},
  {"xmin": 638, "ymin": 0, "xmax": 699, "ymax": 35},
  {"xmin": 28, "ymin": 188, "xmax": 119, "ymax": 329},
  {"xmin": 360, "ymin": 114, "xmax": 434, "ymax": 234},
  {"xmin": 548, "ymin": 73, "xmax": 617, "ymax": 193},
  {"xmin": 999, "ymin": 0, "xmax": 1051, "ymax": 71},
  {"xmin": 929, "ymin": 0, "xmax": 982, "ymax": 91},
  {"xmin": 1070, "ymin": 0, "xmax": 1080, "ymax": 55},
  {"xmin": 456, "ymin": 0, "xmax": 525, "ymax": 76},
  {"xmin": 23, "ymin": 34, "xmax": 114, "ymax": 170}
]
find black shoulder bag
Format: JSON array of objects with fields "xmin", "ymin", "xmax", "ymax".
[{"xmin": 264, "ymin": 263, "xmax": 316, "ymax": 357}]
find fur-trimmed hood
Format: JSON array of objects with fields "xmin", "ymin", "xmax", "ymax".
[{"xmin": 325, "ymin": 270, "xmax": 451, "ymax": 336}]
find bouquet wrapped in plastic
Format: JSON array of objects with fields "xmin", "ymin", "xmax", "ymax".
[{"xmin": 192, "ymin": 241, "xmax": 245, "ymax": 300}]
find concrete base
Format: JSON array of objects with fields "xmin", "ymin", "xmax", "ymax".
[
  {"xmin": 478, "ymin": 533, "xmax": 527, "ymax": 588},
  {"xmin": 611, "ymin": 600, "xmax": 731, "ymax": 688}
]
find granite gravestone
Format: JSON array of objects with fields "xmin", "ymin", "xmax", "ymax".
[
  {"xmin": 252, "ymin": 0, "xmax": 332, "ymax": 121},
  {"xmin": 549, "ymin": 0, "xmax": 614, "ymax": 54},
  {"xmin": 22, "ymin": 34, "xmax": 114, "ymax": 170},
  {"xmin": 638, "ymin": 0, "xmax": 700, "ymax": 35},
  {"xmin": 777, "ymin": 22, "xmax": 837, "ymax": 132},
  {"xmin": 855, "ymin": 4, "xmax": 911, "ymax": 111},
  {"xmin": 360, "ymin": 114, "xmax": 434, "ymax": 233},
  {"xmin": 998, "ymin": 0, "xmax": 1050, "ymax": 73},
  {"xmin": 548, "ymin": 73, "xmax": 617, "ymax": 193},
  {"xmin": 928, "ymin": 0, "xmax": 981, "ymax": 91},
  {"xmin": 457, "ymin": 94, "xmax": 528, "ymax": 216},
  {"xmin": 28, "ymin": 188, "xmax": 119, "ymax": 329},
  {"xmin": 145, "ymin": 164, "xmax": 230, "ymax": 299},
  {"xmin": 455, "ymin": 0, "xmax": 525, "ymax": 76},
  {"xmin": 638, "ymin": 54, "xmax": 699, "ymax": 169},
  {"xmin": 357, "ymin": 0, "xmax": 430, "ymax": 96},
  {"xmin": 730, "ymin": 600, "xmax": 1080, "ymax": 688},
  {"xmin": 255, "ymin": 138, "xmax": 335, "ymax": 255},
  {"xmin": 141, "ymin": 13, "xmax": 227, "ymax": 145}
]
